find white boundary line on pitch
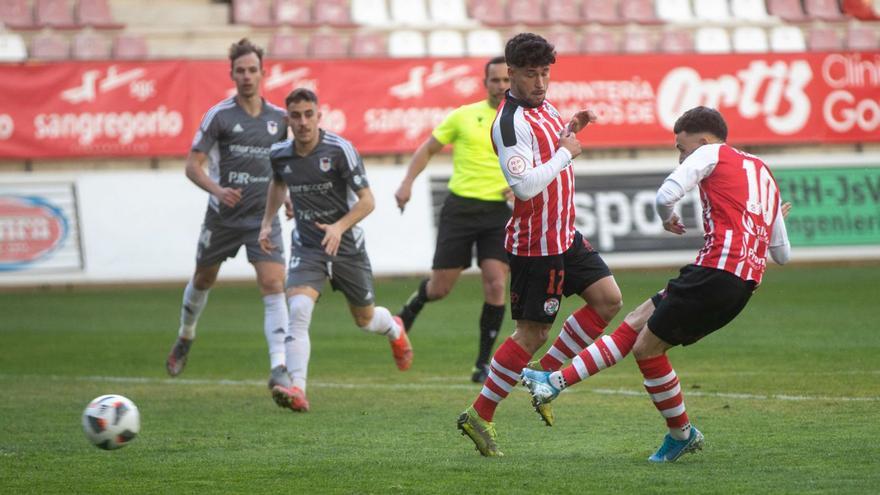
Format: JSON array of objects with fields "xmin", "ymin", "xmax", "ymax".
[{"xmin": 4, "ymin": 373, "xmax": 879, "ymax": 403}]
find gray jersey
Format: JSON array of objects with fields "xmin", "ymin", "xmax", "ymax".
[
  {"xmin": 270, "ymin": 130, "xmax": 370, "ymax": 258},
  {"xmin": 192, "ymin": 96, "xmax": 287, "ymax": 229}
]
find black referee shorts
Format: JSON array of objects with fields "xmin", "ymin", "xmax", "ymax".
[
  {"xmin": 648, "ymin": 264, "xmax": 756, "ymax": 346},
  {"xmin": 432, "ymin": 193, "xmax": 511, "ymax": 270}
]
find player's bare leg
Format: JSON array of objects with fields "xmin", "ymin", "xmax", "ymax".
[
  {"xmin": 166, "ymin": 263, "xmax": 220, "ymax": 377},
  {"xmin": 351, "ymin": 303, "xmax": 413, "ymax": 370}
]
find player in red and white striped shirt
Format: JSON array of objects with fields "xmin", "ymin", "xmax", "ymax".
[
  {"xmin": 456, "ymin": 33, "xmax": 623, "ymax": 457},
  {"xmin": 522, "ymin": 106, "xmax": 792, "ymax": 462}
]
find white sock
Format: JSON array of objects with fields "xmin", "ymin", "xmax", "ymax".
[
  {"xmin": 263, "ymin": 293, "xmax": 289, "ymax": 369},
  {"xmin": 670, "ymin": 423, "xmax": 692, "ymax": 441},
  {"xmin": 179, "ymin": 280, "xmax": 209, "ymax": 339},
  {"xmin": 359, "ymin": 306, "xmax": 400, "ymax": 340},
  {"xmin": 287, "ymin": 294, "xmax": 315, "ymax": 392}
]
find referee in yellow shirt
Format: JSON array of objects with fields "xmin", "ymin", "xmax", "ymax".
[{"xmin": 394, "ymin": 56, "xmax": 511, "ymax": 383}]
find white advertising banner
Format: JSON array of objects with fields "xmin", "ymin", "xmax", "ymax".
[{"xmin": 0, "ymin": 155, "xmax": 878, "ymax": 287}]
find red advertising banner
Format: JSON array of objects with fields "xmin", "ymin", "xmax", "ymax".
[{"xmin": 1, "ymin": 52, "xmax": 878, "ymax": 159}]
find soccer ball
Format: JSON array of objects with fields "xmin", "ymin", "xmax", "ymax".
[{"xmin": 81, "ymin": 395, "xmax": 140, "ymax": 450}]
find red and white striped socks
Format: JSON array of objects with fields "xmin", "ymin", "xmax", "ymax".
[
  {"xmin": 472, "ymin": 337, "xmax": 532, "ymax": 422},
  {"xmin": 637, "ymin": 354, "xmax": 691, "ymax": 440},
  {"xmin": 539, "ymin": 305, "xmax": 608, "ymax": 371},
  {"xmin": 553, "ymin": 321, "xmax": 639, "ymax": 388}
]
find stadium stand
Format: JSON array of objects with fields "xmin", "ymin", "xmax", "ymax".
[
  {"xmin": 733, "ymin": 25, "xmax": 769, "ymax": 52},
  {"xmin": 805, "ymin": 0, "xmax": 847, "ymax": 21},
  {"xmin": 622, "ymin": 28, "xmax": 655, "ymax": 53},
  {"xmin": 581, "ymin": 29, "xmax": 618, "ymax": 53},
  {"xmin": 0, "ymin": 0, "xmax": 36, "ymax": 29},
  {"xmin": 77, "ymin": 0, "xmax": 123, "ymax": 29},
  {"xmin": 310, "ymin": 31, "xmax": 348, "ymax": 58},
  {"xmin": 274, "ymin": 0, "xmax": 316, "ymax": 27},
  {"xmin": 661, "ymin": 29, "xmax": 694, "ymax": 52},
  {"xmin": 30, "ymin": 30, "xmax": 68, "ymax": 58},
  {"xmin": 428, "ymin": 0, "xmax": 472, "ymax": 27},
  {"xmin": 509, "ymin": 0, "xmax": 551, "ymax": 26},
  {"xmin": 350, "ymin": 30, "xmax": 386, "ymax": 57},
  {"xmin": 847, "ymin": 23, "xmax": 879, "ymax": 48},
  {"xmin": 469, "ymin": 0, "xmax": 510, "ymax": 27},
  {"xmin": 695, "ymin": 26, "xmax": 732, "ymax": 52},
  {"xmin": 770, "ymin": 24, "xmax": 808, "ymax": 51},
  {"xmin": 35, "ymin": 0, "xmax": 78, "ymax": 29},
  {"xmin": 0, "ymin": 31, "xmax": 26, "ymax": 60},
  {"xmin": 427, "ymin": 29, "xmax": 465, "ymax": 56},
  {"xmin": 620, "ymin": 0, "xmax": 662, "ymax": 24},
  {"xmin": 112, "ymin": 32, "xmax": 147, "ymax": 59},
  {"xmin": 767, "ymin": 0, "xmax": 809, "ymax": 22},
  {"xmin": 842, "ymin": 0, "xmax": 880, "ymax": 20},
  {"xmin": 694, "ymin": 0, "xmax": 732, "ymax": 23},
  {"xmin": 656, "ymin": 0, "xmax": 695, "ymax": 23},
  {"xmin": 807, "ymin": 25, "xmax": 844, "ymax": 51},
  {"xmin": 231, "ymin": 0, "xmax": 273, "ymax": 27},
  {"xmin": 582, "ymin": 0, "xmax": 624, "ymax": 25},
  {"xmin": 545, "ymin": 28, "xmax": 580, "ymax": 54},
  {"xmin": 730, "ymin": 0, "xmax": 773, "ymax": 22},
  {"xmin": 465, "ymin": 28, "xmax": 503, "ymax": 56},
  {"xmin": 71, "ymin": 29, "xmax": 109, "ymax": 58},
  {"xmin": 269, "ymin": 31, "xmax": 308, "ymax": 58},
  {"xmin": 313, "ymin": 0, "xmax": 357, "ymax": 27},
  {"xmin": 390, "ymin": 0, "xmax": 429, "ymax": 26},
  {"xmin": 387, "ymin": 29, "xmax": 425, "ymax": 57},
  {"xmin": 545, "ymin": 0, "xmax": 583, "ymax": 26},
  {"xmin": 352, "ymin": 0, "xmax": 391, "ymax": 26}
]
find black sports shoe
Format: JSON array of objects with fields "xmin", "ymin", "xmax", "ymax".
[{"xmin": 470, "ymin": 364, "xmax": 489, "ymax": 384}]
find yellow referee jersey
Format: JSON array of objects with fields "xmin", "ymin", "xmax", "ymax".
[{"xmin": 432, "ymin": 100, "xmax": 509, "ymax": 202}]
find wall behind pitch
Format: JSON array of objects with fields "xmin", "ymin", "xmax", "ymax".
[{"xmin": 0, "ymin": 156, "xmax": 878, "ymax": 287}]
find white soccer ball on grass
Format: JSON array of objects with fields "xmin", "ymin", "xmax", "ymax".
[{"xmin": 81, "ymin": 394, "xmax": 140, "ymax": 450}]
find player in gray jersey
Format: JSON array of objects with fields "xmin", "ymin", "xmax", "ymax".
[
  {"xmin": 258, "ymin": 88, "xmax": 413, "ymax": 411},
  {"xmin": 165, "ymin": 39, "xmax": 298, "ymax": 411}
]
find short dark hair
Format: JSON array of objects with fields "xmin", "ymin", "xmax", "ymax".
[
  {"xmin": 285, "ymin": 87, "xmax": 318, "ymax": 107},
  {"xmin": 505, "ymin": 33, "xmax": 556, "ymax": 69},
  {"xmin": 484, "ymin": 55, "xmax": 506, "ymax": 79},
  {"xmin": 229, "ymin": 38, "xmax": 264, "ymax": 69},
  {"xmin": 673, "ymin": 106, "xmax": 728, "ymax": 141}
]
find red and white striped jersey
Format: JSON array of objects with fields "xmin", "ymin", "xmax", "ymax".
[
  {"xmin": 491, "ymin": 93, "xmax": 575, "ymax": 256},
  {"xmin": 664, "ymin": 143, "xmax": 783, "ymax": 284}
]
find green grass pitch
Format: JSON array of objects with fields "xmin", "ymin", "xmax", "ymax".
[{"xmin": 1, "ymin": 264, "xmax": 878, "ymax": 494}]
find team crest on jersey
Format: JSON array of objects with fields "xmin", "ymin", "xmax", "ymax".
[
  {"xmin": 267, "ymin": 121, "xmax": 278, "ymax": 135},
  {"xmin": 319, "ymin": 157, "xmax": 332, "ymax": 172},
  {"xmin": 507, "ymin": 155, "xmax": 527, "ymax": 176},
  {"xmin": 543, "ymin": 298, "xmax": 560, "ymax": 316}
]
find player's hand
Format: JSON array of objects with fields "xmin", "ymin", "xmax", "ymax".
[
  {"xmin": 283, "ymin": 197, "xmax": 294, "ymax": 220},
  {"xmin": 663, "ymin": 212, "xmax": 686, "ymax": 235},
  {"xmin": 567, "ymin": 110, "xmax": 598, "ymax": 134},
  {"xmin": 558, "ymin": 131, "xmax": 582, "ymax": 159},
  {"xmin": 258, "ymin": 224, "xmax": 276, "ymax": 254},
  {"xmin": 316, "ymin": 222, "xmax": 344, "ymax": 256},
  {"xmin": 217, "ymin": 187, "xmax": 242, "ymax": 208},
  {"xmin": 503, "ymin": 188, "xmax": 515, "ymax": 204},
  {"xmin": 394, "ymin": 182, "xmax": 412, "ymax": 213},
  {"xmin": 781, "ymin": 201, "xmax": 792, "ymax": 219}
]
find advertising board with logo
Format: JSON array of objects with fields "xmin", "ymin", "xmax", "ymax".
[
  {"xmin": 0, "ymin": 182, "xmax": 82, "ymax": 273},
  {"xmin": 0, "ymin": 52, "xmax": 878, "ymax": 158}
]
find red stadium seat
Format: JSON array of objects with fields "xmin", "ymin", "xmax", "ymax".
[
  {"xmin": 767, "ymin": 0, "xmax": 808, "ymax": 22},
  {"xmin": 469, "ymin": 0, "xmax": 511, "ymax": 26},
  {"xmin": 274, "ymin": 0, "xmax": 316, "ymax": 27},
  {"xmin": 546, "ymin": 0, "xmax": 584, "ymax": 26},
  {"xmin": 545, "ymin": 29, "xmax": 581, "ymax": 55},
  {"xmin": 231, "ymin": 0, "xmax": 273, "ymax": 27},
  {"xmin": 620, "ymin": 0, "xmax": 662, "ymax": 24},
  {"xmin": 35, "ymin": 0, "xmax": 78, "ymax": 29},
  {"xmin": 0, "ymin": 0, "xmax": 36, "ymax": 30},
  {"xmin": 623, "ymin": 29, "xmax": 656, "ymax": 53},
  {"xmin": 804, "ymin": 0, "xmax": 847, "ymax": 21},
  {"xmin": 76, "ymin": 0, "xmax": 124, "ymax": 29},
  {"xmin": 509, "ymin": 0, "xmax": 551, "ymax": 26},
  {"xmin": 269, "ymin": 32, "xmax": 308, "ymax": 59},
  {"xmin": 314, "ymin": 0, "xmax": 357, "ymax": 27},
  {"xmin": 72, "ymin": 31, "xmax": 110, "ymax": 59},
  {"xmin": 113, "ymin": 33, "xmax": 148, "ymax": 59},
  {"xmin": 581, "ymin": 30, "xmax": 618, "ymax": 53},
  {"xmin": 310, "ymin": 32, "xmax": 349, "ymax": 58},
  {"xmin": 807, "ymin": 26, "xmax": 843, "ymax": 51},
  {"xmin": 582, "ymin": 0, "xmax": 624, "ymax": 25},
  {"xmin": 661, "ymin": 30, "xmax": 694, "ymax": 53},
  {"xmin": 30, "ymin": 32, "xmax": 69, "ymax": 59},
  {"xmin": 847, "ymin": 24, "xmax": 879, "ymax": 49},
  {"xmin": 350, "ymin": 31, "xmax": 386, "ymax": 58},
  {"xmin": 842, "ymin": 0, "xmax": 880, "ymax": 20}
]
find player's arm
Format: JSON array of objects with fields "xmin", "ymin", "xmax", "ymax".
[
  {"xmin": 184, "ymin": 151, "xmax": 241, "ymax": 208},
  {"xmin": 655, "ymin": 144, "xmax": 722, "ymax": 234},
  {"xmin": 769, "ymin": 200, "xmax": 791, "ymax": 265},
  {"xmin": 496, "ymin": 116, "xmax": 580, "ymax": 201},
  {"xmin": 395, "ymin": 136, "xmax": 444, "ymax": 212},
  {"xmin": 317, "ymin": 187, "xmax": 374, "ymax": 257},
  {"xmin": 258, "ymin": 175, "xmax": 287, "ymax": 254}
]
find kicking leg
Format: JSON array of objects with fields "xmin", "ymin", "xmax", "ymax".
[{"xmin": 166, "ymin": 263, "xmax": 218, "ymax": 377}]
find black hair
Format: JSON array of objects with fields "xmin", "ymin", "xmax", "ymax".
[
  {"xmin": 285, "ymin": 88, "xmax": 318, "ymax": 107},
  {"xmin": 504, "ymin": 33, "xmax": 556, "ymax": 68},
  {"xmin": 673, "ymin": 106, "xmax": 728, "ymax": 141},
  {"xmin": 484, "ymin": 55, "xmax": 506, "ymax": 79},
  {"xmin": 228, "ymin": 38, "xmax": 264, "ymax": 69}
]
